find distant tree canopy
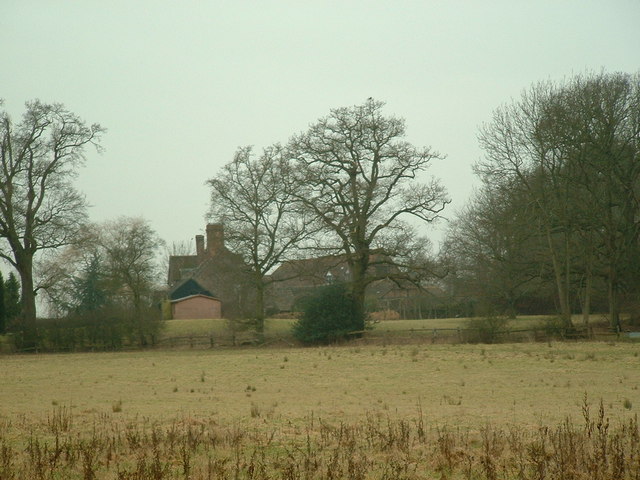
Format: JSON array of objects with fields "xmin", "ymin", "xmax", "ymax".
[
  {"xmin": 41, "ymin": 217, "xmax": 164, "ymax": 347},
  {"xmin": 445, "ymin": 71, "xmax": 640, "ymax": 327}
]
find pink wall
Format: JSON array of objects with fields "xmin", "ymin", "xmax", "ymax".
[{"xmin": 171, "ymin": 295, "xmax": 222, "ymax": 319}]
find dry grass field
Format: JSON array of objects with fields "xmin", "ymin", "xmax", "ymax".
[{"xmin": 1, "ymin": 340, "xmax": 640, "ymax": 478}]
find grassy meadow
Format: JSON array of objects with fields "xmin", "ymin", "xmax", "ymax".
[{"xmin": 1, "ymin": 338, "xmax": 640, "ymax": 478}]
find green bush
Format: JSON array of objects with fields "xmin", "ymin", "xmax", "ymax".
[
  {"xmin": 293, "ymin": 283, "xmax": 364, "ymax": 345},
  {"xmin": 537, "ymin": 316, "xmax": 580, "ymax": 339},
  {"xmin": 464, "ymin": 315, "xmax": 510, "ymax": 344}
]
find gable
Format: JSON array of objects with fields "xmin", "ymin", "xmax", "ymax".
[
  {"xmin": 169, "ymin": 278, "xmax": 215, "ymax": 301},
  {"xmin": 167, "ymin": 255, "xmax": 199, "ymax": 286}
]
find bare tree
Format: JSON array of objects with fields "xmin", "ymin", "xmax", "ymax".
[
  {"xmin": 37, "ymin": 228, "xmax": 105, "ymax": 318},
  {"xmin": 477, "ymin": 81, "xmax": 578, "ymax": 327},
  {"xmin": 207, "ymin": 145, "xmax": 314, "ymax": 340},
  {"xmin": 552, "ymin": 73, "xmax": 640, "ymax": 329},
  {"xmin": 96, "ymin": 217, "xmax": 164, "ymax": 345},
  {"xmin": 160, "ymin": 239, "xmax": 194, "ymax": 285},
  {"xmin": 289, "ymin": 99, "xmax": 449, "ymax": 327},
  {"xmin": 476, "ymin": 72, "xmax": 640, "ymax": 329},
  {"xmin": 0, "ymin": 100, "xmax": 103, "ymax": 347},
  {"xmin": 442, "ymin": 183, "xmax": 546, "ymax": 317}
]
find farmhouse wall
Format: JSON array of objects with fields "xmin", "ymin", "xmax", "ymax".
[{"xmin": 171, "ymin": 295, "xmax": 222, "ymax": 319}]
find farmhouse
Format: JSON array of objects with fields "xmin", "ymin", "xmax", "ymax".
[
  {"xmin": 167, "ymin": 224, "xmax": 444, "ymax": 319},
  {"xmin": 266, "ymin": 252, "xmax": 440, "ymax": 318},
  {"xmin": 167, "ymin": 224, "xmax": 254, "ymax": 319}
]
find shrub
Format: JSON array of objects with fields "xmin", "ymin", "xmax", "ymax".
[
  {"xmin": 293, "ymin": 283, "xmax": 364, "ymax": 345},
  {"xmin": 538, "ymin": 316, "xmax": 573, "ymax": 339},
  {"xmin": 465, "ymin": 316, "xmax": 509, "ymax": 344}
]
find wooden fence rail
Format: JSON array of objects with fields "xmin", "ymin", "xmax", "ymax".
[{"xmin": 2, "ymin": 325, "xmax": 629, "ymax": 354}]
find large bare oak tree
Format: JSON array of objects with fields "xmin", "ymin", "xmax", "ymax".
[
  {"xmin": 0, "ymin": 100, "xmax": 103, "ymax": 347},
  {"xmin": 289, "ymin": 99, "xmax": 449, "ymax": 328}
]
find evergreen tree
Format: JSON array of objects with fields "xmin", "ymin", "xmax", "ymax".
[
  {"xmin": 0, "ymin": 271, "xmax": 5, "ymax": 334},
  {"xmin": 293, "ymin": 283, "xmax": 364, "ymax": 345},
  {"xmin": 4, "ymin": 273, "xmax": 21, "ymax": 328},
  {"xmin": 73, "ymin": 254, "xmax": 108, "ymax": 315}
]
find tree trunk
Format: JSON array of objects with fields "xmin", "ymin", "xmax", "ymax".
[
  {"xmin": 17, "ymin": 255, "xmax": 38, "ymax": 350},
  {"xmin": 545, "ymin": 227, "xmax": 572, "ymax": 328},
  {"xmin": 582, "ymin": 273, "xmax": 592, "ymax": 328},
  {"xmin": 350, "ymin": 280, "xmax": 367, "ymax": 333},
  {"xmin": 254, "ymin": 279, "xmax": 265, "ymax": 343},
  {"xmin": 608, "ymin": 270, "xmax": 620, "ymax": 332},
  {"xmin": 349, "ymin": 256, "xmax": 368, "ymax": 333},
  {"xmin": 132, "ymin": 291, "xmax": 147, "ymax": 346},
  {"xmin": 580, "ymin": 240, "xmax": 594, "ymax": 328},
  {"xmin": 581, "ymin": 262, "xmax": 592, "ymax": 329}
]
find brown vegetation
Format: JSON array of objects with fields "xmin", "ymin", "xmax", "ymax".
[{"xmin": 1, "ymin": 398, "xmax": 639, "ymax": 479}]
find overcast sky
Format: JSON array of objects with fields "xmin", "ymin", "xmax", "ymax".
[{"xmin": 1, "ymin": 1, "xmax": 639, "ymax": 258}]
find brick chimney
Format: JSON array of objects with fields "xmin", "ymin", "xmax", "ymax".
[
  {"xmin": 195, "ymin": 234, "xmax": 205, "ymax": 259},
  {"xmin": 206, "ymin": 223, "xmax": 224, "ymax": 256}
]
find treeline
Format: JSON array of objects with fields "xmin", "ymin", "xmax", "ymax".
[
  {"xmin": 2, "ymin": 72, "xmax": 638, "ymax": 349},
  {"xmin": 4, "ymin": 217, "xmax": 165, "ymax": 351},
  {"xmin": 442, "ymin": 72, "xmax": 640, "ymax": 329}
]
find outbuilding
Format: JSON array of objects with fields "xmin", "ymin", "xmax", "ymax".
[
  {"xmin": 170, "ymin": 293, "xmax": 222, "ymax": 319},
  {"xmin": 168, "ymin": 278, "xmax": 222, "ymax": 319}
]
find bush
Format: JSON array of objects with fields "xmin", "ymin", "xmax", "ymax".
[
  {"xmin": 8, "ymin": 303, "xmax": 165, "ymax": 352},
  {"xmin": 536, "ymin": 316, "xmax": 582, "ymax": 339},
  {"xmin": 293, "ymin": 283, "xmax": 364, "ymax": 345},
  {"xmin": 464, "ymin": 315, "xmax": 510, "ymax": 344}
]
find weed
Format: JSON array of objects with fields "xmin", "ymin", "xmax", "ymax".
[
  {"xmin": 2, "ymin": 402, "xmax": 640, "ymax": 478},
  {"xmin": 47, "ymin": 405, "xmax": 73, "ymax": 434},
  {"xmin": 111, "ymin": 400, "xmax": 123, "ymax": 413},
  {"xmin": 442, "ymin": 395, "xmax": 462, "ymax": 406}
]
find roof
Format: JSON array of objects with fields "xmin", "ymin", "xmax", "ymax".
[
  {"xmin": 270, "ymin": 251, "xmax": 397, "ymax": 284},
  {"xmin": 168, "ymin": 278, "xmax": 216, "ymax": 301},
  {"xmin": 169, "ymin": 293, "xmax": 220, "ymax": 304}
]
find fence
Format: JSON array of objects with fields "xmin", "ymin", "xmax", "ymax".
[
  {"xmin": 356, "ymin": 325, "xmax": 622, "ymax": 345},
  {"xmin": 151, "ymin": 325, "xmax": 623, "ymax": 350},
  {"xmin": 1, "ymin": 324, "xmax": 630, "ymax": 354}
]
